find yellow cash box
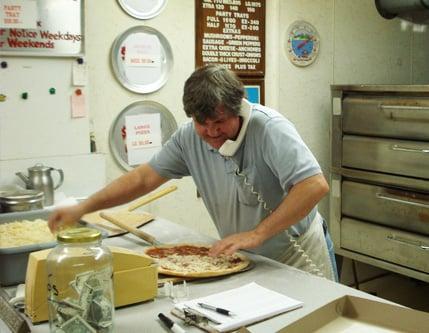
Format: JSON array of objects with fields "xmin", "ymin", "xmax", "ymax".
[{"xmin": 25, "ymin": 246, "xmax": 158, "ymax": 323}]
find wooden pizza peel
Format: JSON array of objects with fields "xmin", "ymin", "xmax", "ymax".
[{"xmin": 81, "ymin": 185, "xmax": 177, "ymax": 239}]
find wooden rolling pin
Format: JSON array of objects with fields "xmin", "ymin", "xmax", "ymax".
[{"xmin": 99, "ymin": 212, "xmax": 159, "ymax": 245}]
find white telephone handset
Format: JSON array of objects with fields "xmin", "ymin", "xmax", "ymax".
[{"xmin": 218, "ymin": 100, "xmax": 252, "ymax": 157}]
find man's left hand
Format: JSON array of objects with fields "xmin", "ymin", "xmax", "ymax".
[{"xmin": 209, "ymin": 230, "xmax": 264, "ymax": 256}]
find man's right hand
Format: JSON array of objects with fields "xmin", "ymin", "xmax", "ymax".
[{"xmin": 48, "ymin": 204, "xmax": 86, "ymax": 233}]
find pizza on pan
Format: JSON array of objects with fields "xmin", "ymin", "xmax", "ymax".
[{"xmin": 143, "ymin": 244, "xmax": 250, "ymax": 278}]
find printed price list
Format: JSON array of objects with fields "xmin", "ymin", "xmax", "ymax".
[{"xmin": 196, "ymin": 0, "xmax": 265, "ymax": 76}]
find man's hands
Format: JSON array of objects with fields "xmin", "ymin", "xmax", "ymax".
[
  {"xmin": 209, "ymin": 175, "xmax": 329, "ymax": 257},
  {"xmin": 209, "ymin": 230, "xmax": 265, "ymax": 256},
  {"xmin": 48, "ymin": 204, "xmax": 86, "ymax": 232}
]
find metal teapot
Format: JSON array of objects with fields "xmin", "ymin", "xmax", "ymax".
[{"xmin": 16, "ymin": 163, "xmax": 64, "ymax": 206}]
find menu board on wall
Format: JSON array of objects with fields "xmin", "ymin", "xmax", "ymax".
[
  {"xmin": 196, "ymin": 0, "xmax": 265, "ymax": 77},
  {"xmin": 0, "ymin": 0, "xmax": 84, "ymax": 56}
]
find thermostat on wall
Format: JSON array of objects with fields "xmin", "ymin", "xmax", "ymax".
[{"xmin": 286, "ymin": 20, "xmax": 320, "ymax": 67}]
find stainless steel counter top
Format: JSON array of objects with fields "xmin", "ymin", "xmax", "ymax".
[{"xmin": 2, "ymin": 217, "xmax": 388, "ymax": 333}]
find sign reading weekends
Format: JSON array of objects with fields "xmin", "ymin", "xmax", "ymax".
[
  {"xmin": 196, "ymin": 0, "xmax": 265, "ymax": 77},
  {"xmin": 0, "ymin": 0, "xmax": 83, "ymax": 56}
]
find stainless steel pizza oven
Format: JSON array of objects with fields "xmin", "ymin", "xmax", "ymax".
[{"xmin": 330, "ymin": 85, "xmax": 429, "ymax": 283}]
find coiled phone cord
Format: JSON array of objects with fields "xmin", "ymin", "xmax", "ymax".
[{"xmin": 235, "ymin": 167, "xmax": 326, "ymax": 278}]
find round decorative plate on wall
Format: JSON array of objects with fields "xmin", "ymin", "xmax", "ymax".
[
  {"xmin": 109, "ymin": 101, "xmax": 177, "ymax": 171},
  {"xmin": 111, "ymin": 26, "xmax": 173, "ymax": 93},
  {"xmin": 286, "ymin": 20, "xmax": 320, "ymax": 67},
  {"xmin": 117, "ymin": 0, "xmax": 168, "ymax": 19}
]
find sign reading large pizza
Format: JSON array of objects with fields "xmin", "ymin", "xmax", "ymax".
[{"xmin": 195, "ymin": 0, "xmax": 265, "ymax": 77}]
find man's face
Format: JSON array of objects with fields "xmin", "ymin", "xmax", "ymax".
[{"xmin": 193, "ymin": 105, "xmax": 241, "ymax": 150}]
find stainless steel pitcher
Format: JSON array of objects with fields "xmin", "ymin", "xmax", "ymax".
[{"xmin": 16, "ymin": 163, "xmax": 64, "ymax": 206}]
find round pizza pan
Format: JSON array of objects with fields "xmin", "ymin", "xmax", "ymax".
[
  {"xmin": 117, "ymin": 0, "xmax": 168, "ymax": 19},
  {"xmin": 109, "ymin": 100, "xmax": 178, "ymax": 171},
  {"xmin": 111, "ymin": 25, "xmax": 173, "ymax": 93}
]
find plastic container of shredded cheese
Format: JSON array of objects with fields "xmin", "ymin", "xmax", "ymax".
[
  {"xmin": 0, "ymin": 209, "xmax": 57, "ymax": 286},
  {"xmin": 0, "ymin": 209, "xmax": 108, "ymax": 286}
]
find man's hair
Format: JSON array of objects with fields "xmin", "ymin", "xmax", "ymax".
[{"xmin": 183, "ymin": 64, "xmax": 244, "ymax": 123}]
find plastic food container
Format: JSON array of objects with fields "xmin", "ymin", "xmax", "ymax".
[
  {"xmin": 0, "ymin": 210, "xmax": 108, "ymax": 286},
  {"xmin": 0, "ymin": 209, "xmax": 56, "ymax": 286}
]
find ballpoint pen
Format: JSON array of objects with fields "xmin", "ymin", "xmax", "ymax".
[
  {"xmin": 158, "ymin": 313, "xmax": 186, "ymax": 333},
  {"xmin": 198, "ymin": 302, "xmax": 235, "ymax": 316}
]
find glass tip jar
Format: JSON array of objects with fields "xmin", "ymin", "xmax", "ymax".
[{"xmin": 46, "ymin": 227, "xmax": 114, "ymax": 333}]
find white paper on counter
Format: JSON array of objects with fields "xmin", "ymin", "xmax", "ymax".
[{"xmin": 175, "ymin": 282, "xmax": 303, "ymax": 332}]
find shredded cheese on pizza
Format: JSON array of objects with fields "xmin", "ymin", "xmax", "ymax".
[
  {"xmin": 0, "ymin": 219, "xmax": 55, "ymax": 248},
  {"xmin": 157, "ymin": 253, "xmax": 240, "ymax": 273},
  {"xmin": 145, "ymin": 245, "xmax": 248, "ymax": 277}
]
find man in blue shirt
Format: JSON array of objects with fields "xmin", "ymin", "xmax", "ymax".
[{"xmin": 49, "ymin": 65, "xmax": 338, "ymax": 281}]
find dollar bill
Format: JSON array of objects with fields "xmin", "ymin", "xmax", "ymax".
[
  {"xmin": 74, "ymin": 271, "xmax": 94, "ymax": 292},
  {"xmin": 50, "ymin": 268, "xmax": 114, "ymax": 332},
  {"xmin": 86, "ymin": 297, "xmax": 112, "ymax": 326},
  {"xmin": 60, "ymin": 314, "xmax": 96, "ymax": 333}
]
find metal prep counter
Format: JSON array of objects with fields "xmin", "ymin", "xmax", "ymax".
[{"xmin": 1, "ymin": 217, "xmax": 388, "ymax": 333}]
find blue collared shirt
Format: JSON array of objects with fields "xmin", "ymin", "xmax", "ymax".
[{"xmin": 149, "ymin": 100, "xmax": 322, "ymax": 260}]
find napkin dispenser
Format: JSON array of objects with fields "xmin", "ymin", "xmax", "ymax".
[{"xmin": 25, "ymin": 246, "xmax": 158, "ymax": 323}]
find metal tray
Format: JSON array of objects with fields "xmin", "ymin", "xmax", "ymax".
[
  {"xmin": 117, "ymin": 0, "xmax": 168, "ymax": 19},
  {"xmin": 0, "ymin": 209, "xmax": 107, "ymax": 286},
  {"xmin": 109, "ymin": 100, "xmax": 178, "ymax": 171},
  {"xmin": 111, "ymin": 25, "xmax": 173, "ymax": 93}
]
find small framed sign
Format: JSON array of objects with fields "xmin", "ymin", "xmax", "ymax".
[{"xmin": 0, "ymin": 0, "xmax": 84, "ymax": 57}]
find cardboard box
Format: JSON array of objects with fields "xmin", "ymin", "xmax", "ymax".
[{"xmin": 278, "ymin": 295, "xmax": 429, "ymax": 332}]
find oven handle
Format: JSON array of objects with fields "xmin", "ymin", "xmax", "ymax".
[
  {"xmin": 375, "ymin": 192, "xmax": 429, "ymax": 209},
  {"xmin": 391, "ymin": 144, "xmax": 429, "ymax": 154},
  {"xmin": 386, "ymin": 235, "xmax": 429, "ymax": 251},
  {"xmin": 380, "ymin": 104, "xmax": 429, "ymax": 121}
]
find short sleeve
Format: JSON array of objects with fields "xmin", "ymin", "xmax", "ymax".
[{"xmin": 148, "ymin": 129, "xmax": 190, "ymax": 179}]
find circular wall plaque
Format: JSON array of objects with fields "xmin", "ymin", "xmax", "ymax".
[
  {"xmin": 286, "ymin": 20, "xmax": 320, "ymax": 67},
  {"xmin": 117, "ymin": 0, "xmax": 168, "ymax": 19},
  {"xmin": 109, "ymin": 101, "xmax": 177, "ymax": 171},
  {"xmin": 111, "ymin": 26, "xmax": 173, "ymax": 93}
]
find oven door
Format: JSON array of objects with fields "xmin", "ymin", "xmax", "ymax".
[
  {"xmin": 342, "ymin": 135, "xmax": 429, "ymax": 180},
  {"xmin": 342, "ymin": 95, "xmax": 429, "ymax": 140},
  {"xmin": 342, "ymin": 180, "xmax": 429, "ymax": 236},
  {"xmin": 341, "ymin": 217, "xmax": 429, "ymax": 273}
]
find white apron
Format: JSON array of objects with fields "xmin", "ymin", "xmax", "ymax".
[{"xmin": 278, "ymin": 212, "xmax": 335, "ymax": 281}]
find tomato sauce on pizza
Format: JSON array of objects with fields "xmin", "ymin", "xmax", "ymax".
[{"xmin": 144, "ymin": 244, "xmax": 250, "ymax": 278}]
